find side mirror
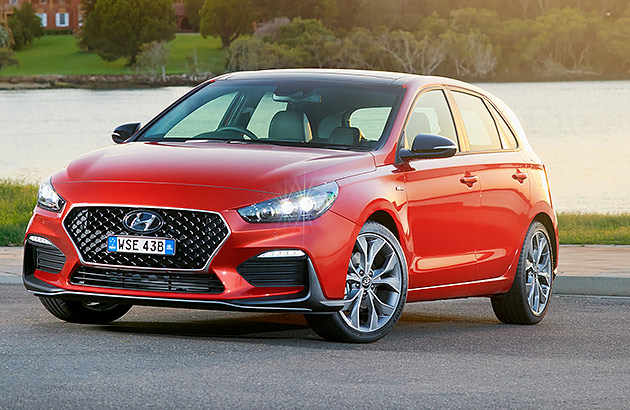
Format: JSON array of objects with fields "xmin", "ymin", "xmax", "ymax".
[
  {"xmin": 400, "ymin": 134, "xmax": 457, "ymax": 161},
  {"xmin": 112, "ymin": 123, "xmax": 141, "ymax": 144}
]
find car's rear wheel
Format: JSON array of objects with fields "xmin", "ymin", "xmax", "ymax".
[
  {"xmin": 39, "ymin": 296, "xmax": 132, "ymax": 324},
  {"xmin": 306, "ymin": 221, "xmax": 407, "ymax": 343},
  {"xmin": 491, "ymin": 221, "xmax": 554, "ymax": 324}
]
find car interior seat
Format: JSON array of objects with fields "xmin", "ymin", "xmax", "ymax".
[{"xmin": 268, "ymin": 111, "xmax": 313, "ymax": 142}]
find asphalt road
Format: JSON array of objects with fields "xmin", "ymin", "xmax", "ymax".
[{"xmin": 1, "ymin": 284, "xmax": 628, "ymax": 409}]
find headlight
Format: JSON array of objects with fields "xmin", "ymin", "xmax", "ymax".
[
  {"xmin": 238, "ymin": 182, "xmax": 339, "ymax": 223},
  {"xmin": 37, "ymin": 177, "xmax": 66, "ymax": 212}
]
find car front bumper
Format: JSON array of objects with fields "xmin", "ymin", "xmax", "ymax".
[{"xmin": 23, "ymin": 201, "xmax": 357, "ymax": 313}]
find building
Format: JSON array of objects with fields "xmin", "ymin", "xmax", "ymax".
[
  {"xmin": 2, "ymin": 1, "xmax": 194, "ymax": 33},
  {"xmin": 1, "ymin": 0, "xmax": 83, "ymax": 31}
]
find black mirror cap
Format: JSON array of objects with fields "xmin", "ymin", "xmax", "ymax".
[
  {"xmin": 112, "ymin": 123, "xmax": 141, "ymax": 144},
  {"xmin": 400, "ymin": 133, "xmax": 457, "ymax": 161}
]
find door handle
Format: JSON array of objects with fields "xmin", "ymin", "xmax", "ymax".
[
  {"xmin": 512, "ymin": 170, "xmax": 528, "ymax": 183},
  {"xmin": 460, "ymin": 175, "xmax": 479, "ymax": 187}
]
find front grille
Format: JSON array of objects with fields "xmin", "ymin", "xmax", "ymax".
[
  {"xmin": 237, "ymin": 256, "xmax": 307, "ymax": 287},
  {"xmin": 71, "ymin": 267, "xmax": 225, "ymax": 294},
  {"xmin": 64, "ymin": 207, "xmax": 229, "ymax": 270}
]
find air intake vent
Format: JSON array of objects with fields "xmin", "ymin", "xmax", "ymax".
[
  {"xmin": 71, "ymin": 267, "xmax": 225, "ymax": 294},
  {"xmin": 237, "ymin": 256, "xmax": 307, "ymax": 287}
]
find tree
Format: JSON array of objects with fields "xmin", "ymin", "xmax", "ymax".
[
  {"xmin": 136, "ymin": 41, "xmax": 170, "ymax": 81},
  {"xmin": 528, "ymin": 8, "xmax": 603, "ymax": 76},
  {"xmin": 0, "ymin": 49, "xmax": 19, "ymax": 71},
  {"xmin": 80, "ymin": 0, "xmax": 176, "ymax": 65},
  {"xmin": 275, "ymin": 18, "xmax": 340, "ymax": 68},
  {"xmin": 183, "ymin": 0, "xmax": 204, "ymax": 31},
  {"xmin": 199, "ymin": 0, "xmax": 256, "ymax": 48},
  {"xmin": 7, "ymin": 3, "xmax": 43, "ymax": 50},
  {"xmin": 0, "ymin": 24, "xmax": 14, "ymax": 49}
]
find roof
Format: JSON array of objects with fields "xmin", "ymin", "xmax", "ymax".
[{"xmin": 214, "ymin": 69, "xmax": 479, "ymax": 91}]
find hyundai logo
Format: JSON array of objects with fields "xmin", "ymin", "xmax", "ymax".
[{"xmin": 123, "ymin": 210, "xmax": 163, "ymax": 233}]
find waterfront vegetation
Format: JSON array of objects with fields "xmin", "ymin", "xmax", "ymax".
[
  {"xmin": 0, "ymin": 34, "xmax": 226, "ymax": 77},
  {"xmin": 557, "ymin": 212, "xmax": 630, "ymax": 245},
  {"xmin": 0, "ymin": 180, "xmax": 37, "ymax": 246},
  {"xmin": 0, "ymin": 180, "xmax": 628, "ymax": 246}
]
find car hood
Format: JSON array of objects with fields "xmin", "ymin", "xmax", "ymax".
[{"xmin": 53, "ymin": 141, "xmax": 375, "ymax": 207}]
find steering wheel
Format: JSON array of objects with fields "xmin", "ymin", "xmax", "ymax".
[{"xmin": 216, "ymin": 126, "xmax": 259, "ymax": 140}]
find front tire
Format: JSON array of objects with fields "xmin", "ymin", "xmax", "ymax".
[
  {"xmin": 39, "ymin": 296, "xmax": 132, "ymax": 324},
  {"xmin": 306, "ymin": 221, "xmax": 408, "ymax": 343},
  {"xmin": 491, "ymin": 221, "xmax": 554, "ymax": 324}
]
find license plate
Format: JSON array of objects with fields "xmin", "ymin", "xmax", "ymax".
[{"xmin": 107, "ymin": 236, "xmax": 176, "ymax": 256}]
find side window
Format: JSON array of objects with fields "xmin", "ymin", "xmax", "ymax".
[
  {"xmin": 349, "ymin": 107, "xmax": 392, "ymax": 141},
  {"xmin": 405, "ymin": 90, "xmax": 458, "ymax": 150},
  {"xmin": 247, "ymin": 92, "xmax": 288, "ymax": 139},
  {"xmin": 453, "ymin": 92, "xmax": 502, "ymax": 151},
  {"xmin": 165, "ymin": 92, "xmax": 237, "ymax": 138},
  {"xmin": 488, "ymin": 103, "xmax": 519, "ymax": 150}
]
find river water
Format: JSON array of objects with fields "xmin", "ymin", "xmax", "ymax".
[{"xmin": 0, "ymin": 81, "xmax": 628, "ymax": 212}]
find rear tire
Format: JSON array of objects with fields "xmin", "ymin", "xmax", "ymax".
[
  {"xmin": 306, "ymin": 221, "xmax": 408, "ymax": 343},
  {"xmin": 39, "ymin": 296, "xmax": 132, "ymax": 324},
  {"xmin": 491, "ymin": 221, "xmax": 554, "ymax": 324}
]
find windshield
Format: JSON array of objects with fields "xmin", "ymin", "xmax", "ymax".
[{"xmin": 137, "ymin": 80, "xmax": 404, "ymax": 150}]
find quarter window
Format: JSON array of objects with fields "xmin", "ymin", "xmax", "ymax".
[
  {"xmin": 405, "ymin": 90, "xmax": 458, "ymax": 150},
  {"xmin": 453, "ymin": 92, "xmax": 502, "ymax": 151},
  {"xmin": 488, "ymin": 103, "xmax": 519, "ymax": 150}
]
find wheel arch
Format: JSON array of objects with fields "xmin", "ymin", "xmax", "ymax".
[
  {"xmin": 533, "ymin": 212, "xmax": 558, "ymax": 269},
  {"xmin": 366, "ymin": 210, "xmax": 400, "ymax": 241}
]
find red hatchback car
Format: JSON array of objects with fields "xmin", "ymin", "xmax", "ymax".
[{"xmin": 24, "ymin": 69, "xmax": 557, "ymax": 342}]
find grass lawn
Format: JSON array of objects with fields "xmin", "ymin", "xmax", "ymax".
[
  {"xmin": 1, "ymin": 178, "xmax": 629, "ymax": 246},
  {"xmin": 0, "ymin": 180, "xmax": 37, "ymax": 246},
  {"xmin": 0, "ymin": 33, "xmax": 226, "ymax": 77},
  {"xmin": 557, "ymin": 212, "xmax": 630, "ymax": 245}
]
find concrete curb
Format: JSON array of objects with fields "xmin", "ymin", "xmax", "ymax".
[
  {"xmin": 0, "ymin": 276, "xmax": 22, "ymax": 285},
  {"xmin": 554, "ymin": 276, "xmax": 630, "ymax": 297}
]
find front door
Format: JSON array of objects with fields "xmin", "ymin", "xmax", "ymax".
[{"xmin": 403, "ymin": 89, "xmax": 480, "ymax": 289}]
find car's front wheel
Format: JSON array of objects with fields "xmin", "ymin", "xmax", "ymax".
[
  {"xmin": 39, "ymin": 296, "xmax": 132, "ymax": 324},
  {"xmin": 306, "ymin": 221, "xmax": 408, "ymax": 343},
  {"xmin": 491, "ymin": 221, "xmax": 554, "ymax": 324}
]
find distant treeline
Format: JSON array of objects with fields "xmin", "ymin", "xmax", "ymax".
[{"xmin": 191, "ymin": 0, "xmax": 630, "ymax": 80}]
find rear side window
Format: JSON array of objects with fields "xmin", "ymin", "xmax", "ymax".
[
  {"xmin": 405, "ymin": 90, "xmax": 458, "ymax": 150},
  {"xmin": 488, "ymin": 103, "xmax": 519, "ymax": 150},
  {"xmin": 453, "ymin": 92, "xmax": 502, "ymax": 151}
]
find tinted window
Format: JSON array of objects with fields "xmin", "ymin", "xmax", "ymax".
[
  {"xmin": 140, "ymin": 82, "xmax": 403, "ymax": 150},
  {"xmin": 349, "ymin": 107, "xmax": 392, "ymax": 141},
  {"xmin": 248, "ymin": 92, "xmax": 288, "ymax": 139},
  {"xmin": 405, "ymin": 90, "xmax": 458, "ymax": 150},
  {"xmin": 453, "ymin": 92, "xmax": 502, "ymax": 151},
  {"xmin": 488, "ymin": 103, "xmax": 519, "ymax": 150},
  {"xmin": 164, "ymin": 92, "xmax": 237, "ymax": 138}
]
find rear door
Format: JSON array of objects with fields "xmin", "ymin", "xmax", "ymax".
[
  {"xmin": 403, "ymin": 89, "xmax": 480, "ymax": 289},
  {"xmin": 450, "ymin": 90, "xmax": 531, "ymax": 281}
]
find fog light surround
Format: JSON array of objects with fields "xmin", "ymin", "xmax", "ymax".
[{"xmin": 257, "ymin": 250, "xmax": 306, "ymax": 258}]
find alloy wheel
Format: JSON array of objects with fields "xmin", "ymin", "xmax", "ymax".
[
  {"xmin": 525, "ymin": 231, "xmax": 552, "ymax": 316},
  {"xmin": 339, "ymin": 232, "xmax": 403, "ymax": 332}
]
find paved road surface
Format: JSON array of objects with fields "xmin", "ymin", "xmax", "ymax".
[{"xmin": 1, "ymin": 283, "xmax": 628, "ymax": 409}]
